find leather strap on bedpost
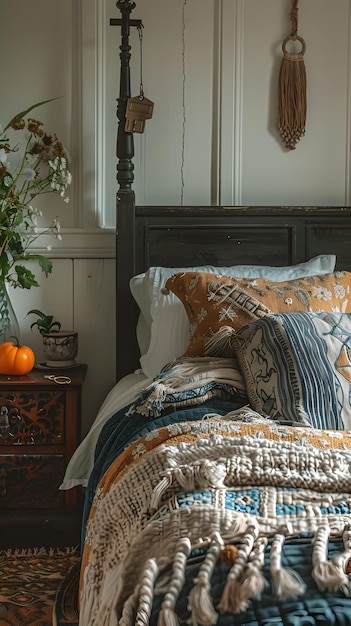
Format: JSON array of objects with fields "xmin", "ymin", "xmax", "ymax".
[{"xmin": 278, "ymin": 0, "xmax": 307, "ymax": 150}]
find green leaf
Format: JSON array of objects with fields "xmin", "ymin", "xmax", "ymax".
[
  {"xmin": 27, "ymin": 309, "xmax": 49, "ymax": 320},
  {"xmin": 26, "ymin": 310, "xmax": 61, "ymax": 333},
  {"xmin": 3, "ymin": 97, "xmax": 64, "ymax": 131},
  {"xmin": 23, "ymin": 254, "xmax": 53, "ymax": 277},
  {"xmin": 14, "ymin": 265, "xmax": 40, "ymax": 289},
  {"xmin": 34, "ymin": 255, "xmax": 53, "ymax": 277}
]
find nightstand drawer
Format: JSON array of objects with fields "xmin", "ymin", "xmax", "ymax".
[
  {"xmin": 0, "ymin": 365, "xmax": 87, "ymax": 510},
  {"xmin": 0, "ymin": 389, "xmax": 64, "ymax": 446},
  {"xmin": 0, "ymin": 454, "xmax": 65, "ymax": 508}
]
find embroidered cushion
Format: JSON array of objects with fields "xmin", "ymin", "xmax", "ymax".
[
  {"xmin": 130, "ymin": 256, "xmax": 336, "ymax": 377},
  {"xmin": 232, "ymin": 311, "xmax": 351, "ymax": 430},
  {"xmin": 165, "ymin": 271, "xmax": 351, "ymax": 358}
]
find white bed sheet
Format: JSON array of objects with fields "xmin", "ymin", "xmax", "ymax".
[{"xmin": 60, "ymin": 371, "xmax": 150, "ymax": 490}]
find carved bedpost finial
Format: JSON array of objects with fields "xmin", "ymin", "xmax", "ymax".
[
  {"xmin": 116, "ymin": 0, "xmax": 136, "ymax": 10},
  {"xmin": 115, "ymin": 0, "xmax": 136, "ymax": 191}
]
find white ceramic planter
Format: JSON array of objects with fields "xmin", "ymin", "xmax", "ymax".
[{"xmin": 42, "ymin": 330, "xmax": 78, "ymax": 367}]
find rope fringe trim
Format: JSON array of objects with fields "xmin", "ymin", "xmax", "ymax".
[
  {"xmin": 109, "ymin": 521, "xmax": 351, "ymax": 626},
  {"xmin": 270, "ymin": 525, "xmax": 306, "ymax": 601},
  {"xmin": 188, "ymin": 532, "xmax": 223, "ymax": 626}
]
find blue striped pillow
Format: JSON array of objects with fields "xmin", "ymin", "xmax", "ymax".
[{"xmin": 233, "ymin": 311, "xmax": 351, "ymax": 430}]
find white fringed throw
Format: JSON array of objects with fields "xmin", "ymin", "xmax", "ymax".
[
  {"xmin": 127, "ymin": 356, "xmax": 246, "ymax": 417},
  {"xmin": 80, "ymin": 412, "xmax": 351, "ymax": 625}
]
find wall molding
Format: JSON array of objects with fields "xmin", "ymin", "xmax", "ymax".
[
  {"xmin": 220, "ymin": 0, "xmax": 243, "ymax": 205},
  {"xmin": 232, "ymin": 0, "xmax": 243, "ymax": 205},
  {"xmin": 71, "ymin": 0, "xmax": 84, "ymax": 228},
  {"xmin": 97, "ymin": 0, "xmax": 109, "ymax": 228},
  {"xmin": 211, "ymin": 0, "xmax": 222, "ymax": 205},
  {"xmin": 29, "ymin": 229, "xmax": 116, "ymax": 259},
  {"xmin": 346, "ymin": 0, "xmax": 351, "ymax": 205}
]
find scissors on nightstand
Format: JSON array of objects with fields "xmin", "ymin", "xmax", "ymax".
[{"xmin": 43, "ymin": 374, "xmax": 72, "ymax": 385}]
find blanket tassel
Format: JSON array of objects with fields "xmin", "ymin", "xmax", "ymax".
[
  {"xmin": 119, "ymin": 583, "xmax": 141, "ymax": 626},
  {"xmin": 151, "ymin": 461, "xmax": 227, "ymax": 512},
  {"xmin": 312, "ymin": 525, "xmax": 348, "ymax": 592},
  {"xmin": 218, "ymin": 523, "xmax": 258, "ymax": 614},
  {"xmin": 270, "ymin": 528, "xmax": 306, "ymax": 601},
  {"xmin": 120, "ymin": 558, "xmax": 160, "ymax": 626},
  {"xmin": 157, "ymin": 538, "xmax": 191, "ymax": 626},
  {"xmin": 79, "ymin": 564, "xmax": 99, "ymax": 626},
  {"xmin": 79, "ymin": 562, "xmax": 124, "ymax": 626},
  {"xmin": 234, "ymin": 536, "xmax": 268, "ymax": 612},
  {"xmin": 150, "ymin": 474, "xmax": 172, "ymax": 511},
  {"xmin": 204, "ymin": 326, "xmax": 236, "ymax": 357},
  {"xmin": 188, "ymin": 532, "xmax": 224, "ymax": 626},
  {"xmin": 331, "ymin": 524, "xmax": 351, "ymax": 596}
]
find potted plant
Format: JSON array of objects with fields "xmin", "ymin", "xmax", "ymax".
[
  {"xmin": 27, "ymin": 309, "xmax": 78, "ymax": 368},
  {"xmin": 0, "ymin": 99, "xmax": 72, "ymax": 344}
]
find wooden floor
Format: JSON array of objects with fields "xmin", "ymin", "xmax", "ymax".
[{"xmin": 0, "ymin": 504, "xmax": 83, "ymax": 551}]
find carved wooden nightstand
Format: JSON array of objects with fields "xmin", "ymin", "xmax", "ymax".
[{"xmin": 0, "ymin": 364, "xmax": 87, "ymax": 510}]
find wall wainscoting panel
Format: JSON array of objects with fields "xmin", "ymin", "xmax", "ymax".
[{"xmin": 9, "ymin": 259, "xmax": 116, "ymax": 438}]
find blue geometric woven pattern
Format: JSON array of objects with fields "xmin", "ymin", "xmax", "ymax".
[{"xmin": 153, "ymin": 487, "xmax": 351, "ymax": 520}]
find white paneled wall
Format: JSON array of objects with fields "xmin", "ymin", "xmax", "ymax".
[
  {"xmin": 4, "ymin": 0, "xmax": 351, "ymax": 436},
  {"xmin": 105, "ymin": 0, "xmax": 351, "ymax": 210}
]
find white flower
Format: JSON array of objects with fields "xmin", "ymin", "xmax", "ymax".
[
  {"xmin": 52, "ymin": 218, "xmax": 61, "ymax": 233},
  {"xmin": 22, "ymin": 168, "xmax": 36, "ymax": 180},
  {"xmin": 0, "ymin": 101, "xmax": 72, "ymax": 290}
]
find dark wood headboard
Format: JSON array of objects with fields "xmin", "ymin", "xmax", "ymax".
[
  {"xmin": 116, "ymin": 203, "xmax": 351, "ymax": 380},
  {"xmin": 112, "ymin": 4, "xmax": 351, "ymax": 380}
]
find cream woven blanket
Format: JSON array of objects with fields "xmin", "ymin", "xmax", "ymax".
[{"xmin": 79, "ymin": 409, "xmax": 351, "ymax": 626}]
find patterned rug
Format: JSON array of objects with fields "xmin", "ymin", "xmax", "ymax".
[{"xmin": 0, "ymin": 546, "xmax": 80, "ymax": 626}]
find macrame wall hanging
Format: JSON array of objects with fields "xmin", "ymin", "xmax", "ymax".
[{"xmin": 278, "ymin": 0, "xmax": 307, "ymax": 150}]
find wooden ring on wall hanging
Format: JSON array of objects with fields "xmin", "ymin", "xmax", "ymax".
[{"xmin": 282, "ymin": 35, "xmax": 306, "ymax": 57}]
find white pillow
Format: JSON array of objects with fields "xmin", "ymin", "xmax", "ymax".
[
  {"xmin": 129, "ymin": 272, "xmax": 151, "ymax": 357},
  {"xmin": 129, "ymin": 255, "xmax": 336, "ymax": 378}
]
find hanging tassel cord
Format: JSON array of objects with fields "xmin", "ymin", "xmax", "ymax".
[
  {"xmin": 290, "ymin": 0, "xmax": 299, "ymax": 38},
  {"xmin": 278, "ymin": 0, "xmax": 307, "ymax": 150}
]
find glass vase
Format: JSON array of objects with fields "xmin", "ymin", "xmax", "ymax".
[{"xmin": 0, "ymin": 280, "xmax": 21, "ymax": 344}]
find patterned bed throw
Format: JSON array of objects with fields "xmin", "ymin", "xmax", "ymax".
[{"xmin": 79, "ymin": 409, "xmax": 351, "ymax": 626}]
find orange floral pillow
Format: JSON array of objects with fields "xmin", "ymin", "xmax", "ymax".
[{"xmin": 165, "ymin": 270, "xmax": 351, "ymax": 357}]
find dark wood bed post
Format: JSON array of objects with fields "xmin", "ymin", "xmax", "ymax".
[{"xmin": 111, "ymin": 1, "xmax": 142, "ymax": 380}]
